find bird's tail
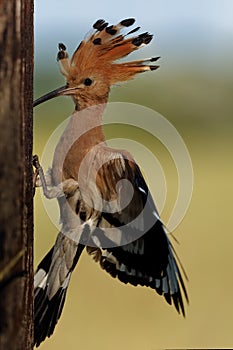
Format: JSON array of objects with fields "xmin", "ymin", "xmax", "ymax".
[{"xmin": 34, "ymin": 243, "xmax": 84, "ymax": 347}]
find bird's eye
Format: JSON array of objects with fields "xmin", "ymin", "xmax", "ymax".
[{"xmin": 83, "ymin": 78, "xmax": 93, "ymax": 86}]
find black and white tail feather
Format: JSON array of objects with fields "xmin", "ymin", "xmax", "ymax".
[{"xmin": 34, "ymin": 244, "xmax": 84, "ymax": 346}]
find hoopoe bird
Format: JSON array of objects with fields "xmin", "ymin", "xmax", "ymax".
[{"xmin": 33, "ymin": 18, "xmax": 188, "ymax": 347}]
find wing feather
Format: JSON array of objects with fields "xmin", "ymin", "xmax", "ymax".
[{"xmin": 86, "ymin": 146, "xmax": 188, "ymax": 314}]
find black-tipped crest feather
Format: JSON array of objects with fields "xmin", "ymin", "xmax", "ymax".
[{"xmin": 56, "ymin": 18, "xmax": 159, "ymax": 86}]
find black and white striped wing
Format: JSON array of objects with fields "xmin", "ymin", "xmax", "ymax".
[{"xmin": 87, "ymin": 149, "xmax": 189, "ymax": 315}]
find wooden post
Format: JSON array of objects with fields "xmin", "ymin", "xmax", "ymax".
[{"xmin": 0, "ymin": 1, "xmax": 34, "ymax": 349}]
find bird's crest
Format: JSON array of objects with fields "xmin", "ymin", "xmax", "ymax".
[{"xmin": 57, "ymin": 18, "xmax": 160, "ymax": 85}]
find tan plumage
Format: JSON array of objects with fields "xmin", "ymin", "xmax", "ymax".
[
  {"xmin": 58, "ymin": 18, "xmax": 159, "ymax": 88},
  {"xmin": 33, "ymin": 18, "xmax": 188, "ymax": 347}
]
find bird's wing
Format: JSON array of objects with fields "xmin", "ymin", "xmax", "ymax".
[{"xmin": 86, "ymin": 145, "xmax": 189, "ymax": 315}]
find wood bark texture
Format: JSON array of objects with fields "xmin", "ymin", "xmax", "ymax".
[{"xmin": 0, "ymin": 1, "xmax": 34, "ymax": 349}]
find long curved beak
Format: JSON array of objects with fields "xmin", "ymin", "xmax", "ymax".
[{"xmin": 33, "ymin": 85, "xmax": 78, "ymax": 107}]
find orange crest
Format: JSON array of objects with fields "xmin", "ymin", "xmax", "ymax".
[{"xmin": 57, "ymin": 18, "xmax": 160, "ymax": 86}]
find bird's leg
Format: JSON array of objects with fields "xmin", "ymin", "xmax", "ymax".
[
  {"xmin": 33, "ymin": 155, "xmax": 79, "ymax": 199},
  {"xmin": 33, "ymin": 165, "xmax": 40, "ymax": 189},
  {"xmin": 33, "ymin": 155, "xmax": 64, "ymax": 199}
]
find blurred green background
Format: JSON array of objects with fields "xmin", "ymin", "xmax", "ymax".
[{"xmin": 34, "ymin": 1, "xmax": 233, "ymax": 349}]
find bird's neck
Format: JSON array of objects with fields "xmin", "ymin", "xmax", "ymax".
[{"xmin": 52, "ymin": 103, "xmax": 106, "ymax": 184}]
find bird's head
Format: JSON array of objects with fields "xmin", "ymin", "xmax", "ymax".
[{"xmin": 34, "ymin": 18, "xmax": 160, "ymax": 110}]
